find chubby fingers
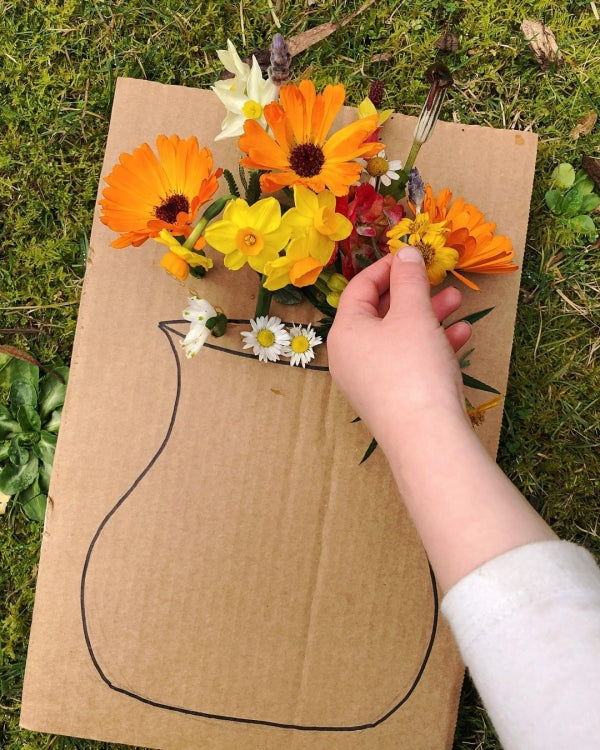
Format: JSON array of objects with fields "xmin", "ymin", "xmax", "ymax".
[
  {"xmin": 335, "ymin": 254, "xmax": 394, "ymax": 320},
  {"xmin": 431, "ymin": 285, "xmax": 463, "ymax": 322},
  {"xmin": 445, "ymin": 320, "xmax": 472, "ymax": 352}
]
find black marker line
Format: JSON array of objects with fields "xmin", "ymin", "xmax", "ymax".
[{"xmin": 80, "ymin": 321, "xmax": 439, "ymax": 731}]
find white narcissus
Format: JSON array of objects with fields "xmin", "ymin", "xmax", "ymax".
[
  {"xmin": 181, "ymin": 297, "xmax": 218, "ymax": 358},
  {"xmin": 213, "ymin": 55, "xmax": 278, "ymax": 141}
]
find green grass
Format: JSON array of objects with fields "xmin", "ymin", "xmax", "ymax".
[{"xmin": 1, "ymin": 0, "xmax": 600, "ymax": 748}]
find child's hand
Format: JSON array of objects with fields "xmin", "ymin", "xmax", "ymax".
[{"xmin": 327, "ymin": 247, "xmax": 472, "ymax": 455}]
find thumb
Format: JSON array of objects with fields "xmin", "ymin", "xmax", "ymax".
[{"xmin": 388, "ymin": 245, "xmax": 432, "ymax": 317}]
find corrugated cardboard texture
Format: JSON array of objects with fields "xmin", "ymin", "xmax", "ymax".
[{"xmin": 20, "ymin": 78, "xmax": 537, "ymax": 749}]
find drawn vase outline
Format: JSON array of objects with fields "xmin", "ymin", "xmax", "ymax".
[{"xmin": 80, "ymin": 320, "xmax": 438, "ymax": 731}]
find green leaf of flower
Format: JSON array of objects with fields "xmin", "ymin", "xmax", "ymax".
[
  {"xmin": 0, "ymin": 440, "xmax": 10, "ymax": 462},
  {"xmin": 0, "ymin": 406, "xmax": 21, "ymax": 439},
  {"xmin": 462, "ymin": 372, "xmax": 501, "ymax": 394},
  {"xmin": 39, "ymin": 461, "xmax": 52, "ymax": 493},
  {"xmin": 561, "ymin": 189, "xmax": 584, "ymax": 218},
  {"xmin": 568, "ymin": 215, "xmax": 597, "ymax": 236},
  {"xmin": 39, "ymin": 367, "xmax": 68, "ymax": 421},
  {"xmin": 545, "ymin": 189, "xmax": 564, "ymax": 214},
  {"xmin": 5, "ymin": 358, "xmax": 39, "ymax": 393},
  {"xmin": 44, "ymin": 407, "xmax": 63, "ymax": 434},
  {"xmin": 0, "ymin": 455, "xmax": 38, "ymax": 495},
  {"xmin": 273, "ymin": 285, "xmax": 304, "ymax": 305},
  {"xmin": 551, "ymin": 163, "xmax": 575, "ymax": 190},
  {"xmin": 32, "ymin": 430, "xmax": 57, "ymax": 464},
  {"xmin": 17, "ymin": 403, "xmax": 42, "ymax": 433},
  {"xmin": 8, "ymin": 438, "xmax": 30, "ymax": 467},
  {"xmin": 17, "ymin": 479, "xmax": 47, "ymax": 521},
  {"xmin": 574, "ymin": 171, "xmax": 595, "ymax": 195},
  {"xmin": 580, "ymin": 193, "xmax": 600, "ymax": 213},
  {"xmin": 9, "ymin": 381, "xmax": 38, "ymax": 411}
]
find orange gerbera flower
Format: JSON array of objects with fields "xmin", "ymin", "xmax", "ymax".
[
  {"xmin": 421, "ymin": 185, "xmax": 517, "ymax": 291},
  {"xmin": 100, "ymin": 135, "xmax": 222, "ymax": 249},
  {"xmin": 238, "ymin": 80, "xmax": 383, "ymax": 197}
]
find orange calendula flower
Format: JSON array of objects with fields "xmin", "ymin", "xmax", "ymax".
[
  {"xmin": 238, "ymin": 80, "xmax": 383, "ymax": 196},
  {"xmin": 100, "ymin": 135, "xmax": 222, "ymax": 249},
  {"xmin": 422, "ymin": 185, "xmax": 517, "ymax": 291}
]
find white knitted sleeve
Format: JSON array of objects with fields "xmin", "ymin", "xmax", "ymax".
[{"xmin": 442, "ymin": 540, "xmax": 600, "ymax": 750}]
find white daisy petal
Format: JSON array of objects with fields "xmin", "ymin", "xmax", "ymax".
[
  {"xmin": 241, "ymin": 315, "xmax": 291, "ymax": 363},
  {"xmin": 283, "ymin": 324, "xmax": 323, "ymax": 368}
]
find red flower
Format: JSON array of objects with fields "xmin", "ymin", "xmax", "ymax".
[{"xmin": 334, "ymin": 184, "xmax": 404, "ymax": 278}]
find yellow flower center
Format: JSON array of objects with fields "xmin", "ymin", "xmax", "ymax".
[
  {"xmin": 256, "ymin": 329, "xmax": 276, "ymax": 347},
  {"xmin": 413, "ymin": 240, "xmax": 435, "ymax": 268},
  {"xmin": 290, "ymin": 334, "xmax": 310, "ymax": 354},
  {"xmin": 242, "ymin": 99, "xmax": 263, "ymax": 120},
  {"xmin": 366, "ymin": 156, "xmax": 389, "ymax": 177},
  {"xmin": 235, "ymin": 227, "xmax": 264, "ymax": 256}
]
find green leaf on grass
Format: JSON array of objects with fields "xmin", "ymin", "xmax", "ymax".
[
  {"xmin": 0, "ymin": 455, "xmax": 38, "ymax": 495},
  {"xmin": 551, "ymin": 162, "xmax": 575, "ymax": 189},
  {"xmin": 545, "ymin": 189, "xmax": 564, "ymax": 214},
  {"xmin": 39, "ymin": 367, "xmax": 68, "ymax": 421},
  {"xmin": 569, "ymin": 214, "xmax": 597, "ymax": 235},
  {"xmin": 18, "ymin": 479, "xmax": 47, "ymax": 521}
]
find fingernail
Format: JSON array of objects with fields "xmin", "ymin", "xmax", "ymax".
[{"xmin": 395, "ymin": 245, "xmax": 424, "ymax": 264}]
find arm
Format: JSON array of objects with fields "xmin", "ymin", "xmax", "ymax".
[{"xmin": 327, "ymin": 246, "xmax": 556, "ymax": 593}]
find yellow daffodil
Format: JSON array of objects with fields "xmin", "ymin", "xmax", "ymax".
[
  {"xmin": 387, "ymin": 212, "xmax": 458, "ymax": 286},
  {"xmin": 282, "ymin": 185, "xmax": 352, "ymax": 262},
  {"xmin": 263, "ymin": 237, "xmax": 325, "ymax": 290},
  {"xmin": 204, "ymin": 197, "xmax": 290, "ymax": 273},
  {"xmin": 155, "ymin": 229, "xmax": 213, "ymax": 281},
  {"xmin": 357, "ymin": 96, "xmax": 394, "ymax": 126}
]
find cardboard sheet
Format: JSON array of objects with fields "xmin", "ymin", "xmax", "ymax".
[{"xmin": 20, "ymin": 78, "xmax": 538, "ymax": 749}]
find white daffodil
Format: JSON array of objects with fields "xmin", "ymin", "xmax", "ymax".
[
  {"xmin": 284, "ymin": 324, "xmax": 323, "ymax": 368},
  {"xmin": 241, "ymin": 316, "xmax": 290, "ymax": 363},
  {"xmin": 214, "ymin": 39, "xmax": 251, "ymax": 88},
  {"xmin": 360, "ymin": 151, "xmax": 402, "ymax": 188},
  {"xmin": 181, "ymin": 297, "xmax": 217, "ymax": 358},
  {"xmin": 213, "ymin": 57, "xmax": 278, "ymax": 141}
]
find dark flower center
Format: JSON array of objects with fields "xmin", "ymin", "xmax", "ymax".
[
  {"xmin": 154, "ymin": 193, "xmax": 190, "ymax": 224},
  {"xmin": 289, "ymin": 143, "xmax": 325, "ymax": 178}
]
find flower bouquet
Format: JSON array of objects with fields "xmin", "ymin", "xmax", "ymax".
[{"xmin": 99, "ymin": 37, "xmax": 516, "ymax": 418}]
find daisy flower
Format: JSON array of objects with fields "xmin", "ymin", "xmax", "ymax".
[
  {"xmin": 284, "ymin": 324, "xmax": 323, "ymax": 368},
  {"xmin": 241, "ymin": 316, "xmax": 291, "ymax": 363},
  {"xmin": 99, "ymin": 136, "xmax": 221, "ymax": 248},
  {"xmin": 181, "ymin": 297, "xmax": 218, "ymax": 358},
  {"xmin": 238, "ymin": 80, "xmax": 383, "ymax": 196},
  {"xmin": 361, "ymin": 151, "xmax": 402, "ymax": 187}
]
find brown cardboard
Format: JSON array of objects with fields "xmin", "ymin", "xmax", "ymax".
[{"xmin": 20, "ymin": 78, "xmax": 538, "ymax": 749}]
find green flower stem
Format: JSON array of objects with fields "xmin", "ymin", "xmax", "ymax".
[
  {"xmin": 183, "ymin": 217, "xmax": 209, "ymax": 250},
  {"xmin": 402, "ymin": 141, "xmax": 422, "ymax": 179},
  {"xmin": 182, "ymin": 194, "xmax": 236, "ymax": 250},
  {"xmin": 255, "ymin": 276, "xmax": 273, "ymax": 318}
]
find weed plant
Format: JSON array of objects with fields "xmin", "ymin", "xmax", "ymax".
[{"xmin": 1, "ymin": 1, "xmax": 599, "ymax": 748}]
